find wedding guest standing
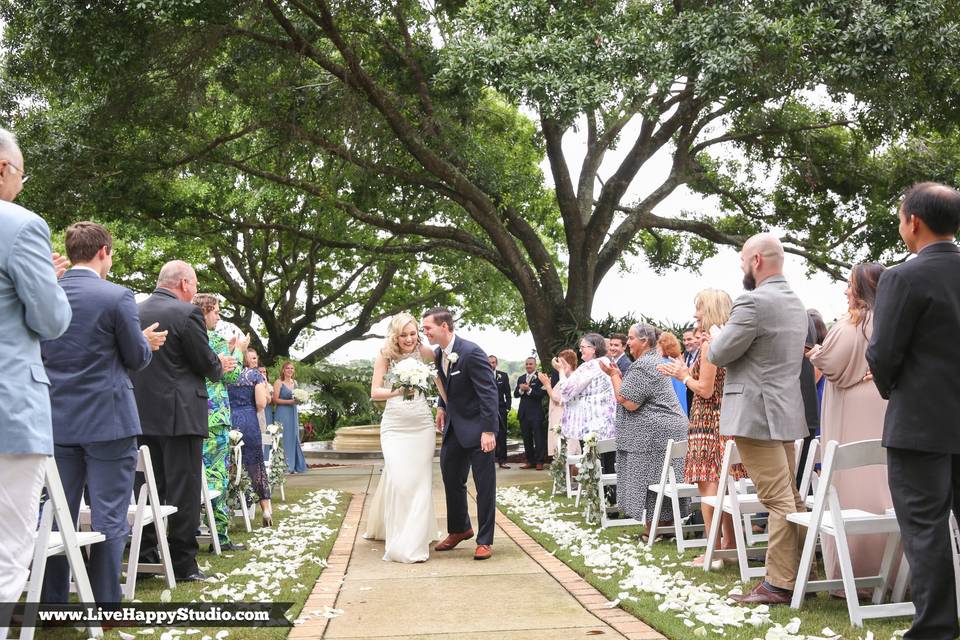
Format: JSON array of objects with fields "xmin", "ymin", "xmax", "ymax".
[
  {"xmin": 274, "ymin": 361, "xmax": 307, "ymax": 473},
  {"xmin": 228, "ymin": 349, "xmax": 273, "ymax": 527},
  {"xmin": 867, "ymin": 182, "xmax": 960, "ymax": 639},
  {"xmin": 131, "ymin": 261, "xmax": 227, "ymax": 582},
  {"xmin": 40, "ymin": 222, "xmax": 164, "ymax": 605},
  {"xmin": 809, "ymin": 262, "xmax": 890, "ymax": 592},
  {"xmin": 659, "ymin": 289, "xmax": 743, "ymax": 567},
  {"xmin": 603, "ymin": 324, "xmax": 688, "ymax": 534},
  {"xmin": 0, "ymin": 128, "xmax": 71, "ymax": 634},
  {"xmin": 709, "ymin": 233, "xmax": 808, "ymax": 605},
  {"xmin": 515, "ymin": 357, "xmax": 547, "ymax": 469},
  {"xmin": 489, "ymin": 355, "xmax": 512, "ymax": 469},
  {"xmin": 554, "ymin": 333, "xmax": 616, "ymax": 474},
  {"xmin": 538, "ymin": 349, "xmax": 580, "ymax": 457},
  {"xmin": 656, "ymin": 331, "xmax": 688, "ymax": 415},
  {"xmin": 608, "ymin": 333, "xmax": 632, "ymax": 376},
  {"xmin": 193, "ymin": 293, "xmax": 245, "ymax": 552}
]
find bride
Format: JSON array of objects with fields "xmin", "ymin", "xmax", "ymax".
[{"xmin": 363, "ymin": 312, "xmax": 444, "ymax": 563}]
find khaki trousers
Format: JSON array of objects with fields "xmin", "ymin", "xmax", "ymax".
[{"xmin": 734, "ymin": 437, "xmax": 806, "ymax": 590}]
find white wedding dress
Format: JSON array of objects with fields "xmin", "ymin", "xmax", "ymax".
[{"xmin": 364, "ymin": 354, "xmax": 439, "ymax": 563}]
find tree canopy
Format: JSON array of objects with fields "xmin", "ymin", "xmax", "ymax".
[{"xmin": 4, "ymin": 0, "xmax": 960, "ymax": 355}]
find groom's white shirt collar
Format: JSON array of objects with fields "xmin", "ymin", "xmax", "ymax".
[{"xmin": 442, "ymin": 334, "xmax": 457, "ymax": 355}]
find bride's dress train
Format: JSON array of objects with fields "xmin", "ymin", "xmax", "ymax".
[{"xmin": 364, "ymin": 391, "xmax": 439, "ymax": 563}]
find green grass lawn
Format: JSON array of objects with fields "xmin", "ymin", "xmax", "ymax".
[
  {"xmin": 500, "ymin": 482, "xmax": 912, "ymax": 640},
  {"xmin": 31, "ymin": 486, "xmax": 349, "ymax": 640}
]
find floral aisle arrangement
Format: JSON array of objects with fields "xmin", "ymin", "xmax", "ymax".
[
  {"xmin": 266, "ymin": 422, "xmax": 287, "ymax": 492},
  {"xmin": 550, "ymin": 425, "xmax": 567, "ymax": 495},
  {"xmin": 578, "ymin": 432, "xmax": 602, "ymax": 525},
  {"xmin": 227, "ymin": 429, "xmax": 253, "ymax": 512},
  {"xmin": 497, "ymin": 486, "xmax": 865, "ymax": 640},
  {"xmin": 385, "ymin": 357, "xmax": 437, "ymax": 400}
]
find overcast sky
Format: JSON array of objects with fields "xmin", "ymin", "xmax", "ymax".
[{"xmin": 315, "ymin": 115, "xmax": 855, "ymax": 363}]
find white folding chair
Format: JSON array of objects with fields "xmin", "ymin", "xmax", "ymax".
[
  {"xmin": 262, "ymin": 433, "xmax": 285, "ymax": 502},
  {"xmin": 551, "ymin": 436, "xmax": 583, "ymax": 502},
  {"xmin": 789, "ymin": 439, "xmax": 910, "ymax": 626},
  {"xmin": 702, "ymin": 439, "xmax": 769, "ymax": 582},
  {"xmin": 197, "ymin": 464, "xmax": 222, "ymax": 556},
  {"xmin": 20, "ymin": 458, "xmax": 104, "ymax": 640},
  {"xmin": 646, "ymin": 439, "xmax": 705, "ymax": 552},
  {"xmin": 123, "ymin": 446, "xmax": 177, "ymax": 599},
  {"xmin": 595, "ymin": 438, "xmax": 641, "ymax": 529}
]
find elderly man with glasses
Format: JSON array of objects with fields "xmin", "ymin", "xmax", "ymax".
[{"xmin": 0, "ymin": 127, "xmax": 72, "ymax": 638}]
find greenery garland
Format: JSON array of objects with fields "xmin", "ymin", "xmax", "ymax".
[
  {"xmin": 578, "ymin": 432, "xmax": 602, "ymax": 525},
  {"xmin": 550, "ymin": 426, "xmax": 567, "ymax": 495}
]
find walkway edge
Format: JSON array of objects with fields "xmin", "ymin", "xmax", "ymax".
[
  {"xmin": 494, "ymin": 508, "xmax": 667, "ymax": 640},
  {"xmin": 289, "ymin": 492, "xmax": 366, "ymax": 639}
]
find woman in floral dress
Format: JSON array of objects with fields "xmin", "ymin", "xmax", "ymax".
[
  {"xmin": 659, "ymin": 288, "xmax": 746, "ymax": 566},
  {"xmin": 193, "ymin": 294, "xmax": 246, "ymax": 551}
]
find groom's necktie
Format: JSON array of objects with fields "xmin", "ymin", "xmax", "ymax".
[{"xmin": 442, "ymin": 350, "xmax": 449, "ymax": 375}]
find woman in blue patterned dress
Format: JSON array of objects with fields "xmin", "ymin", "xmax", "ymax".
[
  {"xmin": 228, "ymin": 348, "xmax": 273, "ymax": 527},
  {"xmin": 273, "ymin": 361, "xmax": 307, "ymax": 473}
]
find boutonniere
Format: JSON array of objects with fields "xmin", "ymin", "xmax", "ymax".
[{"xmin": 447, "ymin": 352, "xmax": 459, "ymax": 365}]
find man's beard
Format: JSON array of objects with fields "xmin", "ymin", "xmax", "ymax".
[{"xmin": 742, "ymin": 269, "xmax": 757, "ymax": 291}]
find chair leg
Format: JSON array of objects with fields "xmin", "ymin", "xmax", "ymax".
[
  {"xmin": 703, "ymin": 498, "xmax": 723, "ymax": 571},
  {"xmin": 125, "ymin": 504, "xmax": 146, "ymax": 600},
  {"xmin": 873, "ymin": 531, "xmax": 900, "ymax": 605},
  {"xmin": 647, "ymin": 490, "xmax": 665, "ymax": 549},
  {"xmin": 671, "ymin": 493, "xmax": 685, "ymax": 554},
  {"xmin": 833, "ymin": 517, "xmax": 864, "ymax": 626},
  {"xmin": 728, "ymin": 503, "xmax": 751, "ymax": 583},
  {"xmin": 790, "ymin": 519, "xmax": 820, "ymax": 608}
]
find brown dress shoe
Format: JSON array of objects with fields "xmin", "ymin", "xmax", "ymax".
[
  {"xmin": 729, "ymin": 580, "xmax": 792, "ymax": 605},
  {"xmin": 435, "ymin": 529, "xmax": 474, "ymax": 551},
  {"xmin": 535, "ymin": 464, "xmax": 544, "ymax": 470},
  {"xmin": 474, "ymin": 544, "xmax": 492, "ymax": 560}
]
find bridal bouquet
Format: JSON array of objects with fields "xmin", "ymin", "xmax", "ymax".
[
  {"xmin": 386, "ymin": 358, "xmax": 437, "ymax": 401},
  {"xmin": 292, "ymin": 388, "xmax": 311, "ymax": 404}
]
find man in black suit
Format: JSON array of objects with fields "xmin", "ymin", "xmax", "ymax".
[
  {"xmin": 514, "ymin": 357, "xmax": 547, "ymax": 470},
  {"xmin": 423, "ymin": 308, "xmax": 499, "ymax": 560},
  {"xmin": 608, "ymin": 333, "xmax": 632, "ymax": 376},
  {"xmin": 129, "ymin": 260, "xmax": 234, "ymax": 582},
  {"xmin": 866, "ymin": 182, "xmax": 960, "ymax": 640},
  {"xmin": 682, "ymin": 330, "xmax": 700, "ymax": 414},
  {"xmin": 489, "ymin": 355, "xmax": 512, "ymax": 470}
]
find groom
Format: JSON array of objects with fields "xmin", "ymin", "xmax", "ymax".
[{"xmin": 422, "ymin": 307, "xmax": 499, "ymax": 560}]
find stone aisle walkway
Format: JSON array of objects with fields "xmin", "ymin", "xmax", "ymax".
[{"xmin": 287, "ymin": 464, "xmax": 665, "ymax": 640}]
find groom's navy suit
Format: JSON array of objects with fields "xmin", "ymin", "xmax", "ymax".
[{"xmin": 435, "ymin": 335, "xmax": 499, "ymax": 546}]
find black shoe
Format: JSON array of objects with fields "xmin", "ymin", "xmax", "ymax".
[
  {"xmin": 176, "ymin": 570, "xmax": 207, "ymax": 582},
  {"xmin": 138, "ymin": 550, "xmax": 161, "ymax": 565},
  {"xmin": 210, "ymin": 542, "xmax": 246, "ymax": 552}
]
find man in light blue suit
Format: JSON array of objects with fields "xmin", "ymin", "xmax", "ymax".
[
  {"xmin": 40, "ymin": 222, "xmax": 166, "ymax": 604},
  {"xmin": 0, "ymin": 128, "xmax": 71, "ymax": 639}
]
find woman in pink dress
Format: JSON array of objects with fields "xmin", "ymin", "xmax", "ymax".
[{"xmin": 809, "ymin": 262, "xmax": 891, "ymax": 591}]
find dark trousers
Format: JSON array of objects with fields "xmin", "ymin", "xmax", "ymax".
[
  {"xmin": 136, "ymin": 434, "xmax": 204, "ymax": 578},
  {"xmin": 795, "ymin": 432, "xmax": 817, "ymax": 491},
  {"xmin": 41, "ymin": 438, "xmax": 138, "ymax": 604},
  {"xmin": 520, "ymin": 415, "xmax": 546, "ymax": 464},
  {"xmin": 440, "ymin": 427, "xmax": 496, "ymax": 546},
  {"xmin": 887, "ymin": 448, "xmax": 960, "ymax": 640},
  {"xmin": 495, "ymin": 408, "xmax": 509, "ymax": 463}
]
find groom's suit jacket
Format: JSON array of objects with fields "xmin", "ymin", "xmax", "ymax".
[{"xmin": 435, "ymin": 335, "xmax": 499, "ymax": 449}]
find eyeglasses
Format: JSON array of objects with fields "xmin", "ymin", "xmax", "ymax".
[
  {"xmin": 579, "ymin": 344, "xmax": 595, "ymax": 350},
  {"xmin": 4, "ymin": 160, "xmax": 28, "ymax": 183}
]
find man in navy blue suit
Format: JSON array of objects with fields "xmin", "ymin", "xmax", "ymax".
[
  {"xmin": 422, "ymin": 308, "xmax": 499, "ymax": 561},
  {"xmin": 40, "ymin": 222, "xmax": 166, "ymax": 604}
]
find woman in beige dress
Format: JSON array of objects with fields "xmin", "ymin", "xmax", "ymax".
[{"xmin": 809, "ymin": 262, "xmax": 890, "ymax": 587}]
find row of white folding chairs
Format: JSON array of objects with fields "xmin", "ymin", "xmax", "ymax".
[{"xmin": 551, "ymin": 436, "xmax": 583, "ymax": 503}]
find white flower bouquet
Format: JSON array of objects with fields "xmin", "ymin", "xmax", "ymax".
[
  {"xmin": 385, "ymin": 357, "xmax": 437, "ymax": 401},
  {"xmin": 292, "ymin": 388, "xmax": 310, "ymax": 404}
]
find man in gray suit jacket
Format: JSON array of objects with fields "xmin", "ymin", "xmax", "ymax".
[
  {"xmin": 708, "ymin": 233, "xmax": 808, "ymax": 605},
  {"xmin": 0, "ymin": 128, "xmax": 72, "ymax": 638}
]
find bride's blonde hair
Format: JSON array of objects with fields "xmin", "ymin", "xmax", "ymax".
[{"xmin": 381, "ymin": 312, "xmax": 420, "ymax": 365}]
